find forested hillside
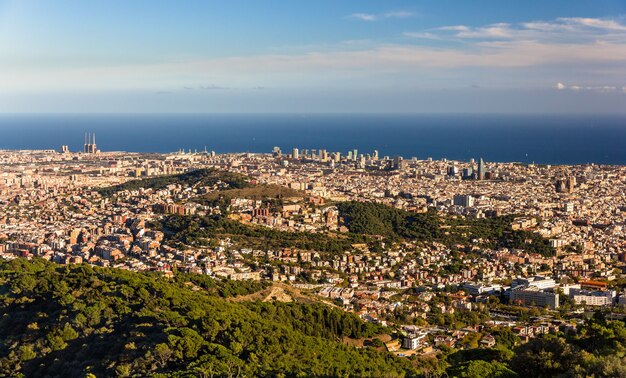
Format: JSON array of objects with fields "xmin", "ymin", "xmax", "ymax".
[
  {"xmin": 336, "ymin": 201, "xmax": 441, "ymax": 240},
  {"xmin": 0, "ymin": 259, "xmax": 415, "ymax": 377},
  {"xmin": 337, "ymin": 201, "xmax": 554, "ymax": 256},
  {"xmin": 152, "ymin": 214, "xmax": 367, "ymax": 255},
  {"xmin": 96, "ymin": 169, "xmax": 250, "ymax": 197},
  {"xmin": 3, "ymin": 258, "xmax": 626, "ymax": 377}
]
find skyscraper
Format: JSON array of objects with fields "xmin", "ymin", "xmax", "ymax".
[
  {"xmin": 566, "ymin": 176, "xmax": 576, "ymax": 193},
  {"xmin": 477, "ymin": 158, "xmax": 485, "ymax": 180},
  {"xmin": 453, "ymin": 194, "xmax": 474, "ymax": 207},
  {"xmin": 447, "ymin": 165, "xmax": 458, "ymax": 177},
  {"xmin": 292, "ymin": 148, "xmax": 299, "ymax": 159},
  {"xmin": 319, "ymin": 149, "xmax": 327, "ymax": 161},
  {"xmin": 393, "ymin": 156, "xmax": 403, "ymax": 170}
]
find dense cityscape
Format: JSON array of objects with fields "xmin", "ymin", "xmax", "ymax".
[
  {"xmin": 3, "ymin": 1, "xmax": 626, "ymax": 376},
  {"xmin": 1, "ymin": 137, "xmax": 625, "ymax": 376}
]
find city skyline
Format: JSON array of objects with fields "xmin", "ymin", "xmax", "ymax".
[
  {"xmin": 1, "ymin": 0, "xmax": 626, "ymax": 113},
  {"xmin": 2, "ymin": 3, "xmax": 626, "ymax": 377}
]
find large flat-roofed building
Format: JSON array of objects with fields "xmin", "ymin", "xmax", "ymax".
[
  {"xmin": 570, "ymin": 288, "xmax": 614, "ymax": 306},
  {"xmin": 462, "ymin": 282, "xmax": 503, "ymax": 295},
  {"xmin": 510, "ymin": 288, "xmax": 559, "ymax": 309},
  {"xmin": 453, "ymin": 194, "xmax": 474, "ymax": 207},
  {"xmin": 580, "ymin": 280, "xmax": 609, "ymax": 291},
  {"xmin": 511, "ymin": 275, "xmax": 556, "ymax": 291}
]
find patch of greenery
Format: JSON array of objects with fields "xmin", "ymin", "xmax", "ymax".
[
  {"xmin": 196, "ymin": 184, "xmax": 304, "ymax": 206},
  {"xmin": 433, "ymin": 312, "xmax": 626, "ymax": 378},
  {"xmin": 337, "ymin": 201, "xmax": 555, "ymax": 256},
  {"xmin": 174, "ymin": 272, "xmax": 271, "ymax": 298},
  {"xmin": 0, "ymin": 258, "xmax": 415, "ymax": 377},
  {"xmin": 96, "ymin": 168, "xmax": 250, "ymax": 197},
  {"xmin": 153, "ymin": 214, "xmax": 368, "ymax": 255},
  {"xmin": 337, "ymin": 201, "xmax": 441, "ymax": 241}
]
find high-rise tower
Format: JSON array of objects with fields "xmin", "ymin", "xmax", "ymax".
[{"xmin": 477, "ymin": 158, "xmax": 485, "ymax": 180}]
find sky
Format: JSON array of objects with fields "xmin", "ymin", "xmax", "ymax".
[{"xmin": 1, "ymin": 0, "xmax": 626, "ymax": 113}]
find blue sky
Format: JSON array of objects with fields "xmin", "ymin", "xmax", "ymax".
[{"xmin": 1, "ymin": 0, "xmax": 626, "ymax": 113}]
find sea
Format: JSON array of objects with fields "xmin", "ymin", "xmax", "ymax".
[{"xmin": 0, "ymin": 113, "xmax": 625, "ymax": 165}]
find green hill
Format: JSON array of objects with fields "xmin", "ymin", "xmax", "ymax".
[
  {"xmin": 0, "ymin": 258, "xmax": 415, "ymax": 377},
  {"xmin": 96, "ymin": 169, "xmax": 250, "ymax": 197},
  {"xmin": 336, "ymin": 201, "xmax": 441, "ymax": 241},
  {"xmin": 337, "ymin": 201, "xmax": 555, "ymax": 256},
  {"xmin": 198, "ymin": 184, "xmax": 304, "ymax": 204},
  {"xmin": 152, "ymin": 214, "xmax": 366, "ymax": 255}
]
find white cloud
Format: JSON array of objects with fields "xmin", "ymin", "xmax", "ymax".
[
  {"xmin": 384, "ymin": 11, "xmax": 415, "ymax": 19},
  {"xmin": 2, "ymin": 16, "xmax": 626, "ymax": 93},
  {"xmin": 347, "ymin": 10, "xmax": 415, "ymax": 22},
  {"xmin": 437, "ymin": 25, "xmax": 470, "ymax": 32},
  {"xmin": 554, "ymin": 82, "xmax": 619, "ymax": 93},
  {"xmin": 438, "ymin": 23, "xmax": 513, "ymax": 39},
  {"xmin": 5, "ymin": 40, "xmax": 626, "ymax": 92},
  {"xmin": 416, "ymin": 17, "xmax": 626, "ymax": 44},
  {"xmin": 522, "ymin": 21, "xmax": 575, "ymax": 32},
  {"xmin": 558, "ymin": 17, "xmax": 626, "ymax": 32},
  {"xmin": 199, "ymin": 84, "xmax": 228, "ymax": 90},
  {"xmin": 461, "ymin": 24, "xmax": 513, "ymax": 39},
  {"xmin": 347, "ymin": 13, "xmax": 376, "ymax": 22},
  {"xmin": 600, "ymin": 86, "xmax": 617, "ymax": 92},
  {"xmin": 402, "ymin": 32, "xmax": 440, "ymax": 40}
]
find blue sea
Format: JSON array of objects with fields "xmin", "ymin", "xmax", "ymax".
[{"xmin": 0, "ymin": 113, "xmax": 624, "ymax": 165}]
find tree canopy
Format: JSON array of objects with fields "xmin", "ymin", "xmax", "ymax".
[
  {"xmin": 96, "ymin": 168, "xmax": 250, "ymax": 197},
  {"xmin": 0, "ymin": 258, "xmax": 415, "ymax": 377}
]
